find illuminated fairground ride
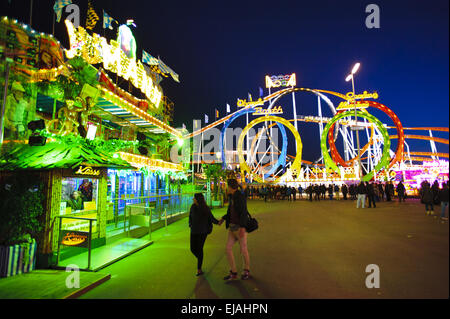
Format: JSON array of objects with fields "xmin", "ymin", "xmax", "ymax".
[{"xmin": 187, "ymin": 74, "xmax": 449, "ymax": 188}]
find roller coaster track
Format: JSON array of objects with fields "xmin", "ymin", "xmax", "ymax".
[
  {"xmin": 387, "ymin": 127, "xmax": 449, "ymax": 132},
  {"xmin": 407, "ymin": 157, "xmax": 439, "ymax": 162},
  {"xmin": 185, "ymin": 87, "xmax": 333, "ymax": 139},
  {"xmin": 407, "ymin": 152, "xmax": 449, "ymax": 158},
  {"xmin": 390, "ymin": 135, "xmax": 449, "ymax": 144}
]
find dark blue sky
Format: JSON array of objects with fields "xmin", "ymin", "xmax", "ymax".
[{"xmin": 2, "ymin": 0, "xmax": 449, "ymax": 160}]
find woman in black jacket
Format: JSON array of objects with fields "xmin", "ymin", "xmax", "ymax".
[
  {"xmin": 189, "ymin": 193, "xmax": 220, "ymax": 276},
  {"xmin": 420, "ymin": 182, "xmax": 434, "ymax": 215}
]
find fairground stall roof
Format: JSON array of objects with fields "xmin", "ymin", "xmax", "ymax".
[{"xmin": 0, "ymin": 142, "xmax": 135, "ymax": 171}]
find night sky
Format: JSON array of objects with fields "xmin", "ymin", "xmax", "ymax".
[{"xmin": 2, "ymin": 0, "xmax": 449, "ymax": 161}]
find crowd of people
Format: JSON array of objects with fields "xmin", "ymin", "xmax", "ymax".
[
  {"xmin": 419, "ymin": 180, "xmax": 449, "ymax": 220},
  {"xmin": 242, "ymin": 180, "xmax": 449, "ymax": 218},
  {"xmin": 244, "ymin": 181, "xmax": 400, "ymax": 205}
]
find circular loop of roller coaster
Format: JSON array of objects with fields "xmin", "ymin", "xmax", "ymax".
[
  {"xmin": 321, "ymin": 110, "xmax": 391, "ymax": 182},
  {"xmin": 237, "ymin": 115, "xmax": 303, "ymax": 183},
  {"xmin": 190, "ymin": 86, "xmax": 448, "ymax": 183}
]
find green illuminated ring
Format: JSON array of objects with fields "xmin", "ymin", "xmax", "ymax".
[
  {"xmin": 320, "ymin": 110, "xmax": 391, "ymax": 182},
  {"xmin": 237, "ymin": 116, "xmax": 303, "ymax": 183}
]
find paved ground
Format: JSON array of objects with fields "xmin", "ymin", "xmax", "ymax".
[
  {"xmin": 79, "ymin": 197, "xmax": 449, "ymax": 299},
  {"xmin": 0, "ymin": 270, "xmax": 110, "ymax": 299}
]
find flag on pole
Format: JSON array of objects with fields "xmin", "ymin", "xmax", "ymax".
[
  {"xmin": 143, "ymin": 64, "xmax": 163, "ymax": 85},
  {"xmin": 86, "ymin": 0, "xmax": 99, "ymax": 30},
  {"xmin": 226, "ymin": 103, "xmax": 231, "ymax": 113},
  {"xmin": 248, "ymin": 93, "xmax": 252, "ymax": 101},
  {"xmin": 259, "ymin": 87, "xmax": 264, "ymax": 98},
  {"xmin": 103, "ymin": 10, "xmax": 116, "ymax": 30},
  {"xmin": 142, "ymin": 50, "xmax": 159, "ymax": 66},
  {"xmin": 158, "ymin": 57, "xmax": 179, "ymax": 83},
  {"xmin": 53, "ymin": 0, "xmax": 72, "ymax": 23},
  {"xmin": 205, "ymin": 115, "xmax": 209, "ymax": 124}
]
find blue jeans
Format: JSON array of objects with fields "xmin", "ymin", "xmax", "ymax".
[
  {"xmin": 425, "ymin": 203, "xmax": 433, "ymax": 211},
  {"xmin": 441, "ymin": 202, "xmax": 449, "ymax": 218}
]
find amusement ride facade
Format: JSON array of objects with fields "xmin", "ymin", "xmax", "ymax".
[{"xmin": 189, "ymin": 73, "xmax": 449, "ymax": 191}]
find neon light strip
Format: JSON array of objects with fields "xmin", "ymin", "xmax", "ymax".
[
  {"xmin": 101, "ymin": 88, "xmax": 182, "ymax": 138},
  {"xmin": 118, "ymin": 152, "xmax": 183, "ymax": 171}
]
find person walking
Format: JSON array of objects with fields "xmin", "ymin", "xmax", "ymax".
[
  {"xmin": 292, "ymin": 187, "xmax": 297, "ymax": 201},
  {"xmin": 397, "ymin": 181, "xmax": 406, "ymax": 202},
  {"xmin": 334, "ymin": 184, "xmax": 340, "ymax": 200},
  {"xmin": 373, "ymin": 183, "xmax": 380, "ymax": 202},
  {"xmin": 342, "ymin": 184, "xmax": 348, "ymax": 200},
  {"xmin": 378, "ymin": 183, "xmax": 385, "ymax": 201},
  {"xmin": 386, "ymin": 182, "xmax": 394, "ymax": 202},
  {"xmin": 189, "ymin": 193, "xmax": 221, "ymax": 276},
  {"xmin": 356, "ymin": 182, "xmax": 367, "ymax": 209},
  {"xmin": 321, "ymin": 184, "xmax": 326, "ymax": 200},
  {"xmin": 262, "ymin": 186, "xmax": 268, "ymax": 202},
  {"xmin": 307, "ymin": 185, "xmax": 313, "ymax": 202},
  {"xmin": 384, "ymin": 182, "xmax": 390, "ymax": 201},
  {"xmin": 439, "ymin": 182, "xmax": 449, "ymax": 220},
  {"xmin": 432, "ymin": 181, "xmax": 440, "ymax": 206},
  {"xmin": 349, "ymin": 184, "xmax": 355, "ymax": 200},
  {"xmin": 298, "ymin": 186, "xmax": 303, "ymax": 199},
  {"xmin": 367, "ymin": 182, "xmax": 376, "ymax": 208},
  {"xmin": 314, "ymin": 184, "xmax": 320, "ymax": 201},
  {"xmin": 328, "ymin": 184, "xmax": 334, "ymax": 200},
  {"xmin": 219, "ymin": 179, "xmax": 251, "ymax": 281},
  {"xmin": 420, "ymin": 182, "xmax": 434, "ymax": 215},
  {"xmin": 286, "ymin": 187, "xmax": 292, "ymax": 202}
]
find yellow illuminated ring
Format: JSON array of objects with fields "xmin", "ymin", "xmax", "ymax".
[{"xmin": 237, "ymin": 116, "xmax": 303, "ymax": 183}]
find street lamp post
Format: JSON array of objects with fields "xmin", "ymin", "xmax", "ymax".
[{"xmin": 346, "ymin": 63, "xmax": 362, "ymax": 181}]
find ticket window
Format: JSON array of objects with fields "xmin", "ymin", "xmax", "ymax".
[{"xmin": 61, "ymin": 177, "xmax": 99, "ymax": 215}]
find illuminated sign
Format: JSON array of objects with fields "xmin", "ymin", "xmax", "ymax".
[
  {"xmin": 75, "ymin": 165, "xmax": 101, "ymax": 176},
  {"xmin": 253, "ymin": 106, "xmax": 283, "ymax": 115},
  {"xmin": 65, "ymin": 20, "xmax": 162, "ymax": 108},
  {"xmin": 265, "ymin": 74, "xmax": 296, "ymax": 89},
  {"xmin": 345, "ymin": 91, "xmax": 379, "ymax": 102},
  {"xmin": 301, "ymin": 115, "xmax": 332, "ymax": 122},
  {"xmin": 237, "ymin": 98, "xmax": 265, "ymax": 108},
  {"xmin": 337, "ymin": 101, "xmax": 370, "ymax": 111},
  {"xmin": 311, "ymin": 167, "xmax": 336, "ymax": 174},
  {"xmin": 376, "ymin": 170, "xmax": 397, "ymax": 179},
  {"xmin": 118, "ymin": 24, "xmax": 137, "ymax": 60},
  {"xmin": 422, "ymin": 160, "xmax": 449, "ymax": 168},
  {"xmin": 343, "ymin": 167, "xmax": 358, "ymax": 180},
  {"xmin": 60, "ymin": 231, "xmax": 89, "ymax": 248}
]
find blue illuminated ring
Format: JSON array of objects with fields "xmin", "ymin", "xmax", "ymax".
[{"xmin": 220, "ymin": 109, "xmax": 287, "ymax": 178}]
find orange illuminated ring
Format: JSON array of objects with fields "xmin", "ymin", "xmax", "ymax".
[{"xmin": 328, "ymin": 100, "xmax": 404, "ymax": 169}]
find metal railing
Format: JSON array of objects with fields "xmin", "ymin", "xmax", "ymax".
[
  {"xmin": 56, "ymin": 215, "xmax": 96, "ymax": 271},
  {"xmin": 107, "ymin": 191, "xmax": 211, "ymax": 234}
]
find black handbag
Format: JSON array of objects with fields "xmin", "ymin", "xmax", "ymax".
[{"xmin": 245, "ymin": 212, "xmax": 258, "ymax": 233}]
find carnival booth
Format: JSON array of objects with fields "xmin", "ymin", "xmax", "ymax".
[
  {"xmin": 0, "ymin": 13, "xmax": 191, "ymax": 272},
  {"xmin": 0, "ymin": 139, "xmax": 137, "ymax": 269}
]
